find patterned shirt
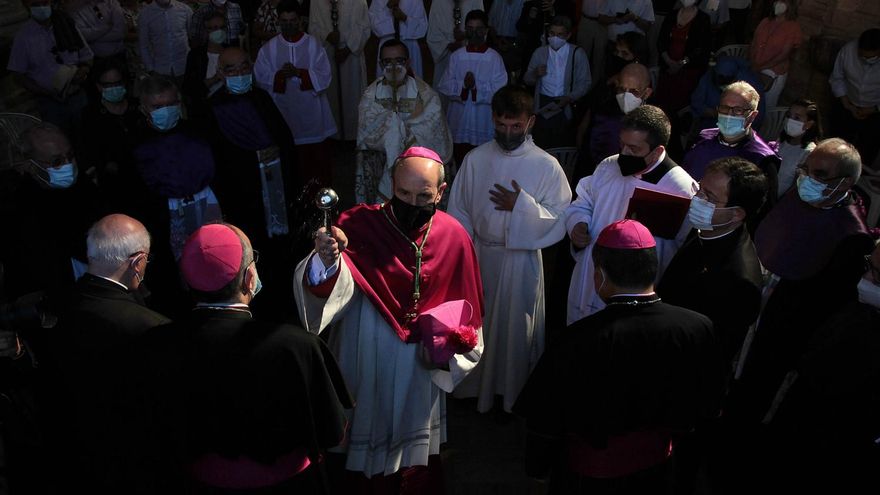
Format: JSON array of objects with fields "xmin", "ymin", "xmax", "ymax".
[
  {"xmin": 139, "ymin": 0, "xmax": 193, "ymax": 76},
  {"xmin": 189, "ymin": 1, "xmax": 245, "ymax": 46}
]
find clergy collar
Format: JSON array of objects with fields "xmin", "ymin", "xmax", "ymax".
[
  {"xmin": 283, "ymin": 32, "xmax": 306, "ymax": 44},
  {"xmin": 635, "ymin": 149, "xmax": 667, "ymax": 178},
  {"xmin": 604, "ymin": 293, "xmax": 661, "ymax": 307},
  {"xmin": 716, "ymin": 129, "xmax": 753, "ymax": 148},
  {"xmin": 466, "ymin": 43, "xmax": 489, "ymax": 53},
  {"xmin": 194, "ymin": 302, "xmax": 253, "ymax": 317},
  {"xmin": 90, "ymin": 274, "xmax": 130, "ymax": 291},
  {"xmin": 698, "ymin": 223, "xmax": 742, "ymax": 241}
]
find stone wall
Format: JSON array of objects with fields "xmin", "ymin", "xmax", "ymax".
[{"xmin": 783, "ymin": 0, "xmax": 880, "ymax": 131}]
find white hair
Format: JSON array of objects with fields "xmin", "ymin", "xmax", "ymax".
[
  {"xmin": 87, "ymin": 221, "xmax": 151, "ymax": 266},
  {"xmin": 723, "ymin": 81, "xmax": 760, "ymax": 111}
]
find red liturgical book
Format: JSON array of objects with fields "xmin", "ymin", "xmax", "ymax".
[{"xmin": 624, "ymin": 187, "xmax": 691, "ymax": 239}]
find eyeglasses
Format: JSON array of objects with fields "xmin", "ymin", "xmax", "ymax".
[
  {"xmin": 795, "ymin": 165, "xmax": 847, "ymax": 186},
  {"xmin": 251, "ymin": 249, "xmax": 260, "ymax": 265},
  {"xmin": 717, "ymin": 105, "xmax": 753, "ymax": 117},
  {"xmin": 32, "ymin": 152, "xmax": 76, "ymax": 169},
  {"xmin": 380, "ymin": 57, "xmax": 407, "ymax": 68},
  {"xmin": 129, "ymin": 251, "xmax": 153, "ymax": 263},
  {"xmin": 865, "ymin": 255, "xmax": 880, "ymax": 283},
  {"xmin": 616, "ymin": 86, "xmax": 646, "ymax": 98}
]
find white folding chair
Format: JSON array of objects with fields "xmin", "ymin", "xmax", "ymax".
[
  {"xmin": 716, "ymin": 43, "xmax": 750, "ymax": 60},
  {"xmin": 0, "ymin": 112, "xmax": 41, "ymax": 171},
  {"xmin": 759, "ymin": 106, "xmax": 788, "ymax": 142}
]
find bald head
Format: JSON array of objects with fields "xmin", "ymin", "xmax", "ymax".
[
  {"xmin": 21, "ymin": 122, "xmax": 70, "ymax": 162},
  {"xmin": 219, "ymin": 47, "xmax": 249, "ymax": 71},
  {"xmin": 617, "ymin": 63, "xmax": 652, "ymax": 101},
  {"xmin": 391, "ymin": 156, "xmax": 447, "ymax": 206},
  {"xmin": 813, "ymin": 138, "xmax": 862, "ymax": 182},
  {"xmin": 87, "ymin": 214, "xmax": 150, "ymax": 268}
]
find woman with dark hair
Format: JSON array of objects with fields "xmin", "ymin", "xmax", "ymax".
[
  {"xmin": 653, "ymin": 0, "xmax": 711, "ymax": 115},
  {"xmin": 604, "ymin": 31, "xmax": 648, "ymax": 84},
  {"xmin": 81, "ymin": 59, "xmax": 145, "ymax": 213},
  {"xmin": 775, "ymin": 98, "xmax": 820, "ymax": 197}
]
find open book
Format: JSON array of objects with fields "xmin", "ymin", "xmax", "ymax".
[{"xmin": 624, "ymin": 187, "xmax": 691, "ymax": 239}]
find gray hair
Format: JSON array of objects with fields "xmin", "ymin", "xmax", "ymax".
[
  {"xmin": 19, "ymin": 122, "xmax": 65, "ymax": 158},
  {"xmin": 723, "ymin": 81, "xmax": 760, "ymax": 111},
  {"xmin": 87, "ymin": 220, "xmax": 151, "ymax": 266},
  {"xmin": 817, "ymin": 137, "xmax": 862, "ymax": 182}
]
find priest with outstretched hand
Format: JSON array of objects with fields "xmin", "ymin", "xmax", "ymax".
[{"xmin": 293, "ymin": 146, "xmax": 484, "ymax": 493}]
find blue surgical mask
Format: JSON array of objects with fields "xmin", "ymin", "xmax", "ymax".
[
  {"xmin": 225, "ymin": 74, "xmax": 253, "ymax": 94},
  {"xmin": 149, "ymin": 105, "xmax": 180, "ymax": 131},
  {"xmin": 687, "ymin": 196, "xmax": 737, "ymax": 231},
  {"xmin": 250, "ymin": 269, "xmax": 262, "ymax": 297},
  {"xmin": 717, "ymin": 114, "xmax": 747, "ymax": 139},
  {"xmin": 31, "ymin": 5, "xmax": 52, "ymax": 21},
  {"xmin": 797, "ymin": 174, "xmax": 844, "ymax": 205},
  {"xmin": 33, "ymin": 160, "xmax": 77, "ymax": 189},
  {"xmin": 208, "ymin": 29, "xmax": 227, "ymax": 45},
  {"xmin": 102, "ymin": 85, "xmax": 126, "ymax": 103}
]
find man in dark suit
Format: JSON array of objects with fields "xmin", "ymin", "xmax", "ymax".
[
  {"xmin": 515, "ymin": 219, "xmax": 725, "ymax": 495},
  {"xmin": 658, "ymin": 156, "xmax": 768, "ymax": 364},
  {"xmin": 46, "ymin": 213, "xmax": 170, "ymax": 493},
  {"xmin": 139, "ymin": 223, "xmax": 352, "ymax": 493},
  {"xmin": 656, "ymin": 156, "xmax": 768, "ymax": 494}
]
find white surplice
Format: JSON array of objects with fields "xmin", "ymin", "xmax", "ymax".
[
  {"xmin": 369, "ymin": 0, "xmax": 427, "ymax": 78},
  {"xmin": 426, "ymin": 0, "xmax": 484, "ymax": 87},
  {"xmin": 436, "ymin": 47, "xmax": 507, "ymax": 146},
  {"xmin": 254, "ymin": 33, "xmax": 336, "ymax": 144},
  {"xmin": 356, "ymin": 75, "xmax": 453, "ymax": 203},
  {"xmin": 293, "ymin": 253, "xmax": 483, "ymax": 477},
  {"xmin": 446, "ymin": 137, "xmax": 572, "ymax": 412},
  {"xmin": 309, "ymin": 0, "xmax": 370, "ymax": 140},
  {"xmin": 565, "ymin": 154, "xmax": 698, "ymax": 325}
]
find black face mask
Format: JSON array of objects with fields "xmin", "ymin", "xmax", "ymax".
[
  {"xmin": 280, "ymin": 23, "xmax": 300, "ymax": 38},
  {"xmin": 617, "ymin": 153, "xmax": 649, "ymax": 176},
  {"xmin": 390, "ymin": 195, "xmax": 436, "ymax": 231},
  {"xmin": 495, "ymin": 129, "xmax": 527, "ymax": 151}
]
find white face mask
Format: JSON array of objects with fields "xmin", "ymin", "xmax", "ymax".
[
  {"xmin": 784, "ymin": 118, "xmax": 805, "ymax": 138},
  {"xmin": 616, "ymin": 91, "xmax": 642, "ymax": 114},
  {"xmin": 773, "ymin": 1, "xmax": 788, "ymax": 16},
  {"xmin": 548, "ymin": 35, "xmax": 566, "ymax": 51},
  {"xmin": 857, "ymin": 277, "xmax": 880, "ymax": 309},
  {"xmin": 680, "ymin": 0, "xmax": 696, "ymax": 7}
]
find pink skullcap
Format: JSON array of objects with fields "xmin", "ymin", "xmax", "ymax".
[
  {"xmin": 397, "ymin": 146, "xmax": 443, "ymax": 164},
  {"xmin": 180, "ymin": 224, "xmax": 244, "ymax": 292},
  {"xmin": 596, "ymin": 220, "xmax": 656, "ymax": 249}
]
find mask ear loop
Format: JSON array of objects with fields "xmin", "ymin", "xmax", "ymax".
[
  {"xmin": 29, "ymin": 159, "xmax": 52, "ymax": 186},
  {"xmin": 822, "ymin": 177, "xmax": 846, "ymax": 202},
  {"xmin": 130, "ymin": 253, "xmax": 145, "ymax": 284}
]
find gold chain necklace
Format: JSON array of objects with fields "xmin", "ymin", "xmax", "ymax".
[{"xmin": 382, "ymin": 207, "xmax": 434, "ymax": 322}]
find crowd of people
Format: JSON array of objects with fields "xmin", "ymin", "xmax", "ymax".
[{"xmin": 2, "ymin": 0, "xmax": 879, "ymax": 493}]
